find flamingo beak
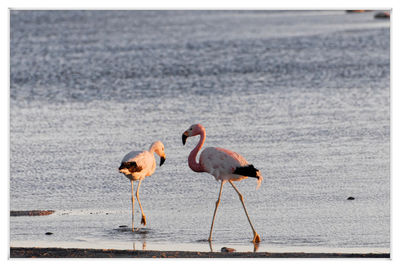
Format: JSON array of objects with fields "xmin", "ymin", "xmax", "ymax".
[
  {"xmin": 160, "ymin": 156, "xmax": 166, "ymax": 166},
  {"xmin": 182, "ymin": 131, "xmax": 189, "ymax": 145}
]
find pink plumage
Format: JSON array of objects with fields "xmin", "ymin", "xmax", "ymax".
[
  {"xmin": 118, "ymin": 141, "xmax": 166, "ymax": 232},
  {"xmin": 201, "ymin": 147, "xmax": 251, "ymax": 181},
  {"xmin": 182, "ymin": 123, "xmax": 262, "ymax": 243},
  {"xmin": 182, "ymin": 124, "xmax": 263, "ymax": 188}
]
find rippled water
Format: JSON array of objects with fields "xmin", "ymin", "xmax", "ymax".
[{"xmin": 10, "ymin": 10, "xmax": 390, "ymax": 252}]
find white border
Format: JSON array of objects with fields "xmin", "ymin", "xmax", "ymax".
[{"xmin": 2, "ymin": 1, "xmax": 398, "ymax": 268}]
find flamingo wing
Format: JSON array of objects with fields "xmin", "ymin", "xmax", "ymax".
[
  {"xmin": 119, "ymin": 161, "xmax": 142, "ymax": 173},
  {"xmin": 214, "ymin": 147, "xmax": 249, "ymax": 166},
  {"xmin": 199, "ymin": 147, "xmax": 263, "ymax": 188},
  {"xmin": 121, "ymin": 150, "xmax": 142, "ymax": 164},
  {"xmin": 120, "ymin": 150, "xmax": 154, "ymax": 175},
  {"xmin": 199, "ymin": 147, "xmax": 249, "ymax": 180}
]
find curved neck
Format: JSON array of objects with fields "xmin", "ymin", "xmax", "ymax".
[
  {"xmin": 188, "ymin": 131, "xmax": 206, "ymax": 172},
  {"xmin": 149, "ymin": 143, "xmax": 158, "ymax": 155},
  {"xmin": 149, "ymin": 147, "xmax": 154, "ymax": 153}
]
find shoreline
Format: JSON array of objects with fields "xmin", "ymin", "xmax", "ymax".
[{"xmin": 10, "ymin": 247, "xmax": 390, "ymax": 258}]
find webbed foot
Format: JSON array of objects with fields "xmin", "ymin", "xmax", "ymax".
[
  {"xmin": 252, "ymin": 232, "xmax": 261, "ymax": 243},
  {"xmin": 141, "ymin": 215, "xmax": 147, "ymax": 226}
]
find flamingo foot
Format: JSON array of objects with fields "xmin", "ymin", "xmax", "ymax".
[
  {"xmin": 252, "ymin": 233, "xmax": 261, "ymax": 243},
  {"xmin": 141, "ymin": 215, "xmax": 147, "ymax": 226}
]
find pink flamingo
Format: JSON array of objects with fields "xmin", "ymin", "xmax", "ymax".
[
  {"xmin": 182, "ymin": 124, "xmax": 263, "ymax": 243},
  {"xmin": 119, "ymin": 141, "xmax": 166, "ymax": 232}
]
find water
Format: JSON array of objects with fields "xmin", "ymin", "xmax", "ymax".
[{"xmin": 10, "ymin": 10, "xmax": 390, "ymax": 253}]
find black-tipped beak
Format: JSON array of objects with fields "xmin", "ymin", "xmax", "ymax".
[
  {"xmin": 182, "ymin": 133, "xmax": 188, "ymax": 145},
  {"xmin": 160, "ymin": 156, "xmax": 166, "ymax": 166}
]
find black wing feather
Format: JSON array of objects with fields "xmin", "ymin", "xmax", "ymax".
[
  {"xmin": 119, "ymin": 161, "xmax": 142, "ymax": 173},
  {"xmin": 233, "ymin": 164, "xmax": 259, "ymax": 178}
]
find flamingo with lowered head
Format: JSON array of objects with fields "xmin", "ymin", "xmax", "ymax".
[
  {"xmin": 182, "ymin": 124, "xmax": 263, "ymax": 243},
  {"xmin": 119, "ymin": 141, "xmax": 166, "ymax": 232}
]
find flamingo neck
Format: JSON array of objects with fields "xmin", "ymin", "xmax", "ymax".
[
  {"xmin": 149, "ymin": 143, "xmax": 157, "ymax": 154},
  {"xmin": 188, "ymin": 131, "xmax": 206, "ymax": 172}
]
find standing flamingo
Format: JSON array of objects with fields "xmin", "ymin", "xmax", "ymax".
[
  {"xmin": 182, "ymin": 124, "xmax": 263, "ymax": 243},
  {"xmin": 118, "ymin": 141, "xmax": 166, "ymax": 232}
]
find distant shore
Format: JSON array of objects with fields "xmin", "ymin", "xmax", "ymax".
[{"xmin": 10, "ymin": 247, "xmax": 390, "ymax": 258}]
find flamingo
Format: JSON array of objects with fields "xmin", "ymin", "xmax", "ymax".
[
  {"xmin": 182, "ymin": 124, "xmax": 263, "ymax": 243},
  {"xmin": 118, "ymin": 141, "xmax": 166, "ymax": 232}
]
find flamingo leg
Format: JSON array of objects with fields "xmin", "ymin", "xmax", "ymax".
[
  {"xmin": 136, "ymin": 179, "xmax": 146, "ymax": 226},
  {"xmin": 208, "ymin": 180, "xmax": 225, "ymax": 242},
  {"xmin": 130, "ymin": 180, "xmax": 135, "ymax": 232},
  {"xmin": 229, "ymin": 181, "xmax": 261, "ymax": 243}
]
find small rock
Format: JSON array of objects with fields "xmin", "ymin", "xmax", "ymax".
[
  {"xmin": 10, "ymin": 210, "xmax": 55, "ymax": 217},
  {"xmin": 347, "ymin": 197, "xmax": 355, "ymax": 200},
  {"xmin": 221, "ymin": 247, "xmax": 236, "ymax": 253},
  {"xmin": 45, "ymin": 232, "xmax": 53, "ymax": 235}
]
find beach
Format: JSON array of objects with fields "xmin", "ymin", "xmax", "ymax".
[{"xmin": 10, "ymin": 247, "xmax": 389, "ymax": 258}]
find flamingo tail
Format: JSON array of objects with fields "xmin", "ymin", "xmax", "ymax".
[{"xmin": 233, "ymin": 165, "xmax": 263, "ymax": 189}]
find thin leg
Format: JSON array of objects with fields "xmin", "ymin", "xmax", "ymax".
[
  {"xmin": 229, "ymin": 181, "xmax": 261, "ymax": 243},
  {"xmin": 131, "ymin": 180, "xmax": 135, "ymax": 232},
  {"xmin": 208, "ymin": 240, "xmax": 214, "ymax": 252},
  {"xmin": 208, "ymin": 180, "xmax": 225, "ymax": 242},
  {"xmin": 136, "ymin": 179, "xmax": 146, "ymax": 226}
]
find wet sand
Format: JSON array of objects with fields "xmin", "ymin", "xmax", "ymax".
[{"xmin": 10, "ymin": 247, "xmax": 390, "ymax": 258}]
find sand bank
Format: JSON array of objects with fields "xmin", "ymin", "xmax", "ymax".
[{"xmin": 10, "ymin": 247, "xmax": 390, "ymax": 258}]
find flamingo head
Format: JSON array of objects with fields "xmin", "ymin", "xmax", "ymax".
[
  {"xmin": 182, "ymin": 124, "xmax": 205, "ymax": 145},
  {"xmin": 150, "ymin": 141, "xmax": 166, "ymax": 166}
]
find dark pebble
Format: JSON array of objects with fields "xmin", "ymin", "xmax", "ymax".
[
  {"xmin": 347, "ymin": 197, "xmax": 355, "ymax": 200},
  {"xmin": 45, "ymin": 232, "xmax": 53, "ymax": 235},
  {"xmin": 10, "ymin": 210, "xmax": 55, "ymax": 217},
  {"xmin": 221, "ymin": 247, "xmax": 236, "ymax": 252}
]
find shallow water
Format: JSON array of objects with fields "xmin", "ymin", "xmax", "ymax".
[{"xmin": 10, "ymin": 10, "xmax": 390, "ymax": 252}]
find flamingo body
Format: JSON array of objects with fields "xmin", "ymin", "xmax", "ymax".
[
  {"xmin": 118, "ymin": 141, "xmax": 166, "ymax": 231},
  {"xmin": 182, "ymin": 124, "xmax": 262, "ymax": 243},
  {"xmin": 199, "ymin": 147, "xmax": 250, "ymax": 182},
  {"xmin": 119, "ymin": 150, "xmax": 157, "ymax": 181}
]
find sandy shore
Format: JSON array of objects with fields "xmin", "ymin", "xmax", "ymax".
[{"xmin": 10, "ymin": 247, "xmax": 390, "ymax": 258}]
